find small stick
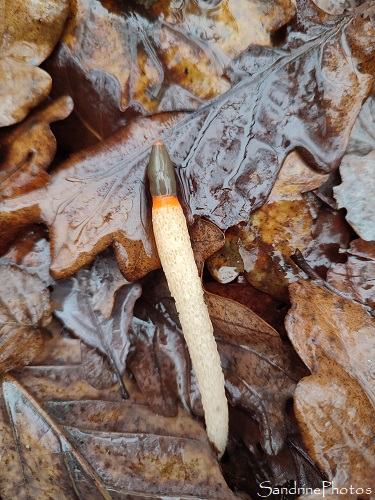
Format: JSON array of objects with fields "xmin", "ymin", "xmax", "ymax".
[{"xmin": 148, "ymin": 141, "xmax": 228, "ymax": 456}]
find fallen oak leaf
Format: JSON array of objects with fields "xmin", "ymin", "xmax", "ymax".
[
  {"xmin": 1, "ymin": 1, "xmax": 375, "ymax": 279},
  {"xmin": 0, "ymin": 264, "xmax": 51, "ymax": 375},
  {"xmin": 0, "ymin": 96, "xmax": 74, "ymax": 199},
  {"xmin": 0, "ymin": 0, "xmax": 70, "ymax": 126}
]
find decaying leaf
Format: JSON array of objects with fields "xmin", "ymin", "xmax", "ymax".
[
  {"xmin": 334, "ymin": 94, "xmax": 375, "ymax": 241},
  {"xmin": 0, "ymin": 265, "xmax": 51, "ymax": 375},
  {"xmin": 52, "ymin": 258, "xmax": 142, "ymax": 398},
  {"xmin": 0, "ymin": 371, "xmax": 234, "ymax": 499},
  {"xmin": 189, "ymin": 218, "xmax": 225, "ymax": 274},
  {"xmin": 0, "ymin": 1, "xmax": 374, "ymax": 280},
  {"xmin": 45, "ymin": 0, "xmax": 295, "ymax": 149},
  {"xmin": 0, "ymin": 224, "xmax": 52, "ymax": 286},
  {"xmin": 285, "ymin": 280, "xmax": 375, "ymax": 490},
  {"xmin": 0, "ymin": 96, "xmax": 73, "ymax": 199},
  {"xmin": 132, "ymin": 270, "xmax": 308, "ymax": 454},
  {"xmin": 0, "ymin": 0, "xmax": 70, "ymax": 126},
  {"xmin": 286, "ymin": 280, "xmax": 375, "ymax": 407},
  {"xmin": 237, "ymin": 152, "xmax": 327, "ymax": 300},
  {"xmin": 327, "ymin": 239, "xmax": 375, "ymax": 313},
  {"xmin": 293, "ymin": 360, "xmax": 375, "ymax": 493},
  {"xmin": 0, "ymin": 374, "xmax": 115, "ymax": 499},
  {"xmin": 302, "ymin": 207, "xmax": 352, "ymax": 279}
]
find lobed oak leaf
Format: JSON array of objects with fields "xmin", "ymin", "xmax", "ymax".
[
  {"xmin": 0, "ymin": 0, "xmax": 69, "ymax": 126},
  {"xmin": 0, "ymin": 264, "xmax": 52, "ymax": 375},
  {"xmin": 0, "ymin": 1, "xmax": 374, "ymax": 280},
  {"xmin": 45, "ymin": 0, "xmax": 295, "ymax": 149}
]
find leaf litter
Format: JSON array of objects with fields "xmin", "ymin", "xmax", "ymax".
[{"xmin": 0, "ymin": 0, "xmax": 375, "ymax": 497}]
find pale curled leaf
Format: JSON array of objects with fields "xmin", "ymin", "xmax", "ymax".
[
  {"xmin": 334, "ymin": 150, "xmax": 375, "ymax": 241},
  {"xmin": 327, "ymin": 239, "xmax": 375, "ymax": 313},
  {"xmin": 0, "ymin": 265, "xmax": 51, "ymax": 375},
  {"xmin": 0, "ymin": 0, "xmax": 70, "ymax": 126}
]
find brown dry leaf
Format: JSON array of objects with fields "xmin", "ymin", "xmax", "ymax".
[
  {"xmin": 294, "ymin": 360, "xmax": 375, "ymax": 493},
  {"xmin": 285, "ymin": 280, "xmax": 375, "ymax": 407},
  {"xmin": 0, "ymin": 96, "xmax": 73, "ymax": 199},
  {"xmin": 46, "ymin": 0, "xmax": 295, "ymax": 148},
  {"xmin": 1, "ymin": 2, "xmax": 374, "ymax": 280},
  {"xmin": 327, "ymin": 239, "xmax": 375, "ymax": 313},
  {"xmin": 0, "ymin": 264, "xmax": 51, "ymax": 375},
  {"xmin": 0, "ymin": 0, "xmax": 69, "ymax": 126}
]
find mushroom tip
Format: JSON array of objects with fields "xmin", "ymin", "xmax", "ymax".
[{"xmin": 148, "ymin": 141, "xmax": 177, "ymax": 197}]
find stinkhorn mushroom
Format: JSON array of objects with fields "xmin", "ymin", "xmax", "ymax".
[{"xmin": 148, "ymin": 141, "xmax": 228, "ymax": 456}]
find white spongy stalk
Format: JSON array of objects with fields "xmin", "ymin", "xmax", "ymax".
[{"xmin": 152, "ymin": 203, "xmax": 228, "ymax": 455}]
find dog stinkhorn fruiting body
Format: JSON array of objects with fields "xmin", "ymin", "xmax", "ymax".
[{"xmin": 148, "ymin": 141, "xmax": 228, "ymax": 456}]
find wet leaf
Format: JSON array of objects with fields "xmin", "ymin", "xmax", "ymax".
[
  {"xmin": 1, "ymin": 371, "xmax": 233, "ymax": 498},
  {"xmin": 334, "ymin": 95, "xmax": 375, "ymax": 241},
  {"xmin": 302, "ymin": 207, "xmax": 352, "ymax": 279},
  {"xmin": 1, "ymin": 1, "xmax": 374, "ymax": 279},
  {"xmin": 0, "ymin": 97, "xmax": 73, "ymax": 199},
  {"xmin": 327, "ymin": 239, "xmax": 375, "ymax": 313},
  {"xmin": 286, "ymin": 280, "xmax": 375, "ymax": 408},
  {"xmin": 206, "ymin": 291, "xmax": 308, "ymax": 454},
  {"xmin": 286, "ymin": 280, "xmax": 375, "ymax": 493},
  {"xmin": 0, "ymin": 225, "xmax": 52, "ymax": 286},
  {"xmin": 238, "ymin": 152, "xmax": 327, "ymax": 300},
  {"xmin": 334, "ymin": 150, "xmax": 375, "ymax": 241},
  {"xmin": 44, "ymin": 401, "xmax": 234, "ymax": 499},
  {"xmin": 204, "ymin": 281, "xmax": 288, "ymax": 336},
  {"xmin": 0, "ymin": 0, "xmax": 69, "ymax": 126},
  {"xmin": 45, "ymin": 0, "xmax": 295, "ymax": 149},
  {"xmin": 189, "ymin": 218, "xmax": 225, "ymax": 274},
  {"xmin": 0, "ymin": 265, "xmax": 51, "ymax": 375},
  {"xmin": 133, "ymin": 270, "xmax": 308, "ymax": 454},
  {"xmin": 52, "ymin": 259, "xmax": 142, "ymax": 399},
  {"xmin": 0, "ymin": 375, "xmax": 114, "ymax": 499},
  {"xmin": 294, "ymin": 360, "xmax": 375, "ymax": 492}
]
